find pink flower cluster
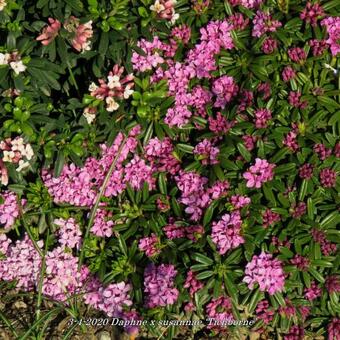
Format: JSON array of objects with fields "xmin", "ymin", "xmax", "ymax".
[
  {"xmin": 144, "ymin": 137, "xmax": 180, "ymax": 175},
  {"xmin": 311, "ymin": 228, "xmax": 337, "ymax": 256},
  {"xmin": 54, "ymin": 217, "xmax": 82, "ymax": 249},
  {"xmin": 184, "ymin": 270, "xmax": 204, "ymax": 296},
  {"xmin": 252, "ymin": 10, "xmax": 282, "ymax": 38},
  {"xmin": 229, "ymin": 0, "xmax": 263, "ymax": 9},
  {"xmin": 150, "ymin": 0, "xmax": 179, "ymax": 25},
  {"xmin": 243, "ymin": 251, "xmax": 285, "ymax": 295},
  {"xmin": 43, "ymin": 128, "xmax": 145, "ymax": 208},
  {"xmin": 262, "ymin": 209, "xmax": 280, "ymax": 227},
  {"xmin": 0, "ymin": 234, "xmax": 42, "ymax": 290},
  {"xmin": 87, "ymin": 65, "xmax": 134, "ymax": 117},
  {"xmin": 143, "ymin": 263, "xmax": 179, "ymax": 308},
  {"xmin": 133, "ymin": 20, "xmax": 235, "ymax": 128},
  {"xmin": 319, "ymin": 168, "xmax": 337, "ymax": 188},
  {"xmin": 211, "ymin": 211, "xmax": 244, "ymax": 255},
  {"xmin": 254, "ymin": 108, "xmax": 272, "ymax": 128},
  {"xmin": 138, "ymin": 233, "xmax": 160, "ymax": 257},
  {"xmin": 163, "ymin": 221, "xmax": 204, "ymax": 242},
  {"xmin": 36, "ymin": 18, "xmax": 61, "ymax": 45},
  {"xmin": 243, "ymin": 158, "xmax": 275, "ymax": 188},
  {"xmin": 91, "ymin": 208, "xmax": 114, "ymax": 237},
  {"xmin": 230, "ymin": 195, "xmax": 251, "ymax": 209},
  {"xmin": 0, "ymin": 191, "xmax": 19, "ymax": 229},
  {"xmin": 300, "ymin": 2, "xmax": 324, "ymax": 27},
  {"xmin": 212, "ymin": 76, "xmax": 238, "ymax": 108},
  {"xmin": 321, "ymin": 17, "xmax": 340, "ymax": 56},
  {"xmin": 304, "ymin": 281, "xmax": 322, "ymax": 301},
  {"xmin": 256, "ymin": 300, "xmax": 275, "ymax": 324},
  {"xmin": 64, "ymin": 16, "xmax": 93, "ymax": 52},
  {"xmin": 193, "ymin": 139, "xmax": 219, "ymax": 165},
  {"xmin": 206, "ymin": 296, "xmax": 233, "ymax": 329},
  {"xmin": 175, "ymin": 171, "xmax": 228, "ymax": 221}
]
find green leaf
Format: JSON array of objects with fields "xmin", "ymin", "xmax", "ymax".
[
  {"xmin": 248, "ymin": 288, "xmax": 263, "ymax": 313},
  {"xmin": 192, "ymin": 253, "xmax": 214, "ymax": 266},
  {"xmin": 203, "ymin": 201, "xmax": 217, "ymax": 227},
  {"xmin": 224, "ymin": 273, "xmax": 238, "ymax": 303},
  {"xmin": 158, "ymin": 173, "xmax": 167, "ymax": 195},
  {"xmin": 237, "ymin": 142, "xmax": 251, "ymax": 162},
  {"xmin": 299, "ymin": 179, "xmax": 309, "ymax": 201},
  {"xmin": 53, "ymin": 151, "xmax": 65, "ymax": 178},
  {"xmin": 65, "ymin": 0, "xmax": 84, "ymax": 12},
  {"xmin": 196, "ymin": 270, "xmax": 214, "ymax": 280},
  {"xmin": 309, "ymin": 267, "xmax": 325, "ymax": 283}
]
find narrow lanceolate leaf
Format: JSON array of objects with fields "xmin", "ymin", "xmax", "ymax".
[{"xmin": 191, "ymin": 253, "xmax": 214, "ymax": 266}]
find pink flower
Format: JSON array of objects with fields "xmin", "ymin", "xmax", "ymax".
[
  {"xmin": 254, "ymin": 108, "xmax": 272, "ymax": 128},
  {"xmin": 283, "ymin": 131, "xmax": 299, "ymax": 151},
  {"xmin": 256, "ymin": 300, "xmax": 275, "ymax": 324},
  {"xmin": 184, "ymin": 270, "xmax": 203, "ymax": 296},
  {"xmin": 325, "ymin": 275, "xmax": 340, "ymax": 294},
  {"xmin": 208, "ymin": 112, "xmax": 235, "ymax": 134},
  {"xmin": 193, "ymin": 139, "xmax": 219, "ymax": 165},
  {"xmin": 304, "ymin": 281, "xmax": 322, "ymax": 301},
  {"xmin": 72, "ymin": 21, "xmax": 93, "ymax": 52},
  {"xmin": 284, "ymin": 325, "xmax": 304, "ymax": 340},
  {"xmin": 290, "ymin": 254, "xmax": 310, "ymax": 271},
  {"xmin": 321, "ymin": 17, "xmax": 340, "ymax": 56},
  {"xmin": 300, "ymin": 2, "xmax": 324, "ymax": 27},
  {"xmin": 282, "ymin": 66, "xmax": 296, "ymax": 82},
  {"xmin": 262, "ymin": 37, "xmax": 278, "ymax": 54},
  {"xmin": 309, "ymin": 39, "xmax": 327, "ymax": 56},
  {"xmin": 319, "ymin": 168, "xmax": 337, "ymax": 188},
  {"xmin": 314, "ymin": 143, "xmax": 332, "ymax": 160},
  {"xmin": 243, "ymin": 251, "xmax": 285, "ymax": 295},
  {"xmin": 288, "ymin": 47, "xmax": 307, "ymax": 63},
  {"xmin": 228, "ymin": 13, "xmax": 249, "ymax": 30},
  {"xmin": 36, "ymin": 18, "xmax": 61, "ymax": 45},
  {"xmin": 299, "ymin": 163, "xmax": 314, "ymax": 179},
  {"xmin": 143, "ymin": 263, "xmax": 179, "ymax": 308},
  {"xmin": 252, "ymin": 10, "xmax": 282, "ymax": 38},
  {"xmin": 124, "ymin": 156, "xmax": 155, "ymax": 190},
  {"xmin": 327, "ymin": 318, "xmax": 340, "ymax": 340},
  {"xmin": 230, "ymin": 195, "xmax": 251, "ymax": 209},
  {"xmin": 54, "ymin": 218, "xmax": 82, "ymax": 249},
  {"xmin": 242, "ymin": 135, "xmax": 257, "ymax": 151},
  {"xmin": 139, "ymin": 234, "xmax": 160, "ymax": 257},
  {"xmin": 91, "ymin": 208, "xmax": 114, "ymax": 237},
  {"xmin": 262, "ymin": 209, "xmax": 280, "ymax": 227},
  {"xmin": 171, "ymin": 25, "xmax": 191, "ymax": 44},
  {"xmin": 0, "ymin": 191, "xmax": 19, "ymax": 230},
  {"xmin": 206, "ymin": 296, "xmax": 233, "ymax": 329},
  {"xmin": 212, "ymin": 75, "xmax": 238, "ymax": 108},
  {"xmin": 211, "ymin": 211, "xmax": 244, "ymax": 255},
  {"xmin": 243, "ymin": 158, "xmax": 275, "ymax": 188},
  {"xmin": 288, "ymin": 91, "xmax": 308, "ymax": 109}
]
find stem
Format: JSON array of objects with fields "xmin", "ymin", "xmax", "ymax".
[
  {"xmin": 0, "ymin": 311, "xmax": 19, "ymax": 338},
  {"xmin": 17, "ymin": 200, "xmax": 43, "ymax": 257},
  {"xmin": 78, "ymin": 135, "xmax": 128, "ymax": 270},
  {"xmin": 36, "ymin": 228, "xmax": 49, "ymax": 321}
]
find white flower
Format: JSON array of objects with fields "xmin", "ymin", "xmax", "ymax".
[
  {"xmin": 106, "ymin": 97, "xmax": 119, "ymax": 112},
  {"xmin": 171, "ymin": 12, "xmax": 180, "ymax": 25},
  {"xmin": 150, "ymin": 0, "xmax": 165, "ymax": 13},
  {"xmin": 83, "ymin": 110, "xmax": 96, "ymax": 124},
  {"xmin": 123, "ymin": 86, "xmax": 134, "ymax": 99},
  {"xmin": 107, "ymin": 75, "xmax": 121, "ymax": 89},
  {"xmin": 88, "ymin": 82, "xmax": 98, "ymax": 92},
  {"xmin": 0, "ymin": 52, "xmax": 10, "ymax": 65},
  {"xmin": 9, "ymin": 60, "xmax": 26, "ymax": 75},
  {"xmin": 2, "ymin": 150, "xmax": 15, "ymax": 163},
  {"xmin": 16, "ymin": 160, "xmax": 30, "ymax": 172},
  {"xmin": 0, "ymin": 0, "xmax": 7, "ymax": 11},
  {"xmin": 23, "ymin": 144, "xmax": 34, "ymax": 161}
]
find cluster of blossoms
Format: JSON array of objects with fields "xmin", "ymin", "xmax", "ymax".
[
  {"xmin": 64, "ymin": 16, "xmax": 93, "ymax": 52},
  {"xmin": 252, "ymin": 10, "xmax": 282, "ymax": 38},
  {"xmin": 0, "ymin": 137, "xmax": 34, "ymax": 185},
  {"xmin": 311, "ymin": 228, "xmax": 337, "ymax": 256},
  {"xmin": 54, "ymin": 218, "xmax": 82, "ymax": 249},
  {"xmin": 243, "ymin": 252, "xmax": 285, "ymax": 295},
  {"xmin": 193, "ymin": 139, "xmax": 219, "ymax": 165},
  {"xmin": 206, "ymin": 296, "xmax": 233, "ymax": 329},
  {"xmin": 0, "ymin": 191, "xmax": 20, "ymax": 229},
  {"xmin": 138, "ymin": 233, "xmax": 160, "ymax": 257},
  {"xmin": 143, "ymin": 263, "xmax": 179, "ymax": 308},
  {"xmin": 163, "ymin": 221, "xmax": 204, "ymax": 242},
  {"xmin": 85, "ymin": 65, "xmax": 134, "ymax": 122},
  {"xmin": 0, "ymin": 232, "xmax": 136, "ymax": 332},
  {"xmin": 36, "ymin": 18, "xmax": 61, "ymax": 45},
  {"xmin": 37, "ymin": 16, "xmax": 93, "ymax": 52},
  {"xmin": 175, "ymin": 171, "xmax": 228, "ymax": 221},
  {"xmin": 132, "ymin": 19, "xmax": 235, "ymax": 128},
  {"xmin": 0, "ymin": 51, "xmax": 26, "ymax": 75},
  {"xmin": 211, "ymin": 211, "xmax": 244, "ymax": 255},
  {"xmin": 243, "ymin": 158, "xmax": 275, "ymax": 188},
  {"xmin": 184, "ymin": 270, "xmax": 203, "ymax": 296},
  {"xmin": 321, "ymin": 16, "xmax": 340, "ymax": 56},
  {"xmin": 150, "ymin": 0, "xmax": 179, "ymax": 24}
]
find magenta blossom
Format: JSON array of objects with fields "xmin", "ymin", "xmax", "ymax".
[{"xmin": 243, "ymin": 158, "xmax": 275, "ymax": 188}]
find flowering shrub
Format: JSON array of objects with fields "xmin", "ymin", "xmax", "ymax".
[{"xmin": 0, "ymin": 0, "xmax": 339, "ymax": 339}]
